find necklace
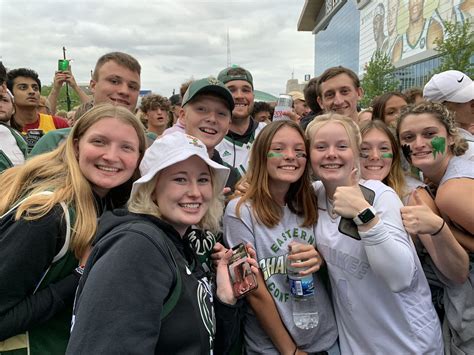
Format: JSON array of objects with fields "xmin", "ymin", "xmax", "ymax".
[{"xmin": 325, "ymin": 196, "xmax": 339, "ymax": 221}]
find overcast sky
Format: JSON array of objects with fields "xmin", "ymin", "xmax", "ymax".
[{"xmin": 0, "ymin": 0, "xmax": 314, "ymax": 97}]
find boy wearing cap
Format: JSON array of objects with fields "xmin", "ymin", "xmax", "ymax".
[
  {"xmin": 216, "ymin": 65, "xmax": 266, "ymax": 178},
  {"xmin": 424, "ymin": 70, "xmax": 474, "ymax": 160}
]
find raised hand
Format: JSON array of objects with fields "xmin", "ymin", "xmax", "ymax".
[
  {"xmin": 401, "ymin": 189, "xmax": 445, "ymax": 235},
  {"xmin": 333, "ymin": 168, "xmax": 370, "ymax": 219}
]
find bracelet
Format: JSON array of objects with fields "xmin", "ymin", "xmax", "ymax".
[{"xmin": 431, "ymin": 220, "xmax": 446, "ymax": 236}]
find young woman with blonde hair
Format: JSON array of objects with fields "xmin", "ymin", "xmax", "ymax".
[
  {"xmin": 0, "ymin": 103, "xmax": 146, "ymax": 354},
  {"xmin": 307, "ymin": 113, "xmax": 442, "ymax": 354}
]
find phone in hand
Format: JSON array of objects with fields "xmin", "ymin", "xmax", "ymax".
[
  {"xmin": 58, "ymin": 59, "xmax": 70, "ymax": 72},
  {"xmin": 228, "ymin": 243, "xmax": 258, "ymax": 298},
  {"xmin": 338, "ymin": 185, "xmax": 375, "ymax": 240}
]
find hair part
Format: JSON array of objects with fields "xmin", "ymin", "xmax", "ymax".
[
  {"xmin": 92, "ymin": 52, "xmax": 141, "ymax": 81},
  {"xmin": 317, "ymin": 66, "xmax": 360, "ymax": 98},
  {"xmin": 235, "ymin": 120, "xmax": 318, "ymax": 228},
  {"xmin": 0, "ymin": 103, "xmax": 147, "ymax": 258}
]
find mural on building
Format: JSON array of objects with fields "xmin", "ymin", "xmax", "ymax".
[{"xmin": 359, "ymin": 0, "xmax": 472, "ymax": 73}]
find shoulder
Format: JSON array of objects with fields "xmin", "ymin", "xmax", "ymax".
[
  {"xmin": 225, "ymin": 197, "xmax": 248, "ymax": 217},
  {"xmin": 52, "ymin": 115, "xmax": 70, "ymax": 128},
  {"xmin": 362, "ymin": 179, "xmax": 402, "ymax": 207}
]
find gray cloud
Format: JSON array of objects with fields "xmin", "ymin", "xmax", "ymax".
[{"xmin": 0, "ymin": 0, "xmax": 314, "ymax": 97}]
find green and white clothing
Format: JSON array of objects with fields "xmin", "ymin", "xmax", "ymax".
[
  {"xmin": 224, "ymin": 199, "xmax": 338, "ymax": 354},
  {"xmin": 215, "ymin": 119, "xmax": 265, "ymax": 178}
]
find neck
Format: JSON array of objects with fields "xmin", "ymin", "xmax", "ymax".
[
  {"xmin": 407, "ymin": 18, "xmax": 424, "ymax": 43},
  {"xmin": 269, "ymin": 182, "xmax": 289, "ymax": 207},
  {"xmin": 14, "ymin": 106, "xmax": 38, "ymax": 127},
  {"xmin": 148, "ymin": 126, "xmax": 166, "ymax": 137},
  {"xmin": 230, "ymin": 116, "xmax": 250, "ymax": 135},
  {"xmin": 422, "ymin": 155, "xmax": 452, "ymax": 186}
]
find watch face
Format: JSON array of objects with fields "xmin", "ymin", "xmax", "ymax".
[{"xmin": 359, "ymin": 208, "xmax": 375, "ymax": 223}]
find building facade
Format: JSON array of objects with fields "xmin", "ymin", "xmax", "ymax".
[{"xmin": 298, "ymin": 0, "xmax": 473, "ymax": 90}]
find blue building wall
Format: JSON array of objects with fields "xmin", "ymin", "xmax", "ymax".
[{"xmin": 314, "ymin": 0, "xmax": 360, "ymax": 76}]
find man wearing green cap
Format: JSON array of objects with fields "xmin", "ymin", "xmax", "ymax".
[{"xmin": 215, "ymin": 65, "xmax": 266, "ymax": 178}]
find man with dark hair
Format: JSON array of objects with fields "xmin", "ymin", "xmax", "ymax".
[
  {"xmin": 140, "ymin": 94, "xmax": 171, "ymax": 137},
  {"xmin": 0, "ymin": 61, "xmax": 7, "ymax": 95},
  {"xmin": 316, "ymin": 66, "xmax": 363, "ymax": 123},
  {"xmin": 7, "ymin": 68, "xmax": 69, "ymax": 150},
  {"xmin": 215, "ymin": 65, "xmax": 265, "ymax": 178},
  {"xmin": 252, "ymin": 101, "xmax": 273, "ymax": 123},
  {"xmin": 300, "ymin": 77, "xmax": 323, "ymax": 130},
  {"xmin": 31, "ymin": 52, "xmax": 142, "ymax": 155}
]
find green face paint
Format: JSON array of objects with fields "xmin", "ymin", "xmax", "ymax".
[
  {"xmin": 267, "ymin": 152, "xmax": 285, "ymax": 158},
  {"xmin": 431, "ymin": 136, "xmax": 446, "ymax": 158},
  {"xmin": 381, "ymin": 153, "xmax": 393, "ymax": 159}
]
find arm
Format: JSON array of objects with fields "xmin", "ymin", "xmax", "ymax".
[
  {"xmin": 334, "ymin": 178, "xmax": 416, "ymax": 292},
  {"xmin": 223, "ymin": 202, "xmax": 299, "ymax": 355},
  {"xmin": 0, "ymin": 205, "xmax": 79, "ymax": 340},
  {"xmin": 47, "ymin": 71, "xmax": 67, "ymax": 115},
  {"xmin": 436, "ymin": 179, "xmax": 474, "ymax": 251},
  {"xmin": 401, "ymin": 188, "xmax": 469, "ymax": 283},
  {"xmin": 66, "ymin": 229, "xmax": 174, "ymax": 354}
]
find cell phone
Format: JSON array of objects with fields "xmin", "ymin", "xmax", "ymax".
[
  {"xmin": 58, "ymin": 59, "xmax": 70, "ymax": 72},
  {"xmin": 338, "ymin": 185, "xmax": 376, "ymax": 240},
  {"xmin": 228, "ymin": 243, "xmax": 258, "ymax": 298}
]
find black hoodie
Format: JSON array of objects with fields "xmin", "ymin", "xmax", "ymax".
[{"xmin": 66, "ymin": 210, "xmax": 240, "ymax": 355}]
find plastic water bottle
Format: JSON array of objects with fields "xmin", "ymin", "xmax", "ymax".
[
  {"xmin": 272, "ymin": 94, "xmax": 293, "ymax": 121},
  {"xmin": 287, "ymin": 253, "xmax": 319, "ymax": 329}
]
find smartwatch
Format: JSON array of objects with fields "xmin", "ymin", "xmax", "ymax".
[{"xmin": 353, "ymin": 207, "xmax": 377, "ymax": 226}]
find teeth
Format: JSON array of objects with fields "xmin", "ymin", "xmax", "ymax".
[
  {"xmin": 97, "ymin": 165, "xmax": 119, "ymax": 172},
  {"xmin": 280, "ymin": 166, "xmax": 297, "ymax": 170},
  {"xmin": 365, "ymin": 166, "xmax": 382, "ymax": 170},
  {"xmin": 181, "ymin": 203, "xmax": 200, "ymax": 208},
  {"xmin": 322, "ymin": 164, "xmax": 341, "ymax": 169},
  {"xmin": 200, "ymin": 127, "xmax": 217, "ymax": 134}
]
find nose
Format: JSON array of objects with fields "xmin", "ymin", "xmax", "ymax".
[
  {"xmin": 368, "ymin": 147, "xmax": 380, "ymax": 160},
  {"xmin": 284, "ymin": 149, "xmax": 296, "ymax": 160},
  {"xmin": 413, "ymin": 135, "xmax": 426, "ymax": 149},
  {"xmin": 326, "ymin": 145, "xmax": 337, "ymax": 158},
  {"xmin": 117, "ymin": 82, "xmax": 130, "ymax": 97},
  {"xmin": 187, "ymin": 180, "xmax": 200, "ymax": 197},
  {"xmin": 333, "ymin": 92, "xmax": 344, "ymax": 105},
  {"xmin": 102, "ymin": 144, "xmax": 120, "ymax": 162}
]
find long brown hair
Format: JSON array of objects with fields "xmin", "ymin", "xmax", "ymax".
[{"xmin": 235, "ymin": 120, "xmax": 317, "ymax": 228}]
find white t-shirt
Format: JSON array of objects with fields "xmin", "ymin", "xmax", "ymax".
[
  {"xmin": 0, "ymin": 125, "xmax": 25, "ymax": 167},
  {"xmin": 314, "ymin": 179, "xmax": 443, "ymax": 354}
]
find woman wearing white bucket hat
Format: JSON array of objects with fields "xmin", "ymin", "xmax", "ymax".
[{"xmin": 66, "ymin": 132, "xmax": 258, "ymax": 355}]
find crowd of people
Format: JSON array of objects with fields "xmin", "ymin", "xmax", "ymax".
[{"xmin": 0, "ymin": 52, "xmax": 472, "ymax": 355}]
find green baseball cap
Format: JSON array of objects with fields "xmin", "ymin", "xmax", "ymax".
[
  {"xmin": 217, "ymin": 65, "xmax": 253, "ymax": 88},
  {"xmin": 182, "ymin": 77, "xmax": 235, "ymax": 111}
]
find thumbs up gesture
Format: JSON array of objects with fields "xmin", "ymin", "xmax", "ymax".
[
  {"xmin": 400, "ymin": 189, "xmax": 444, "ymax": 235},
  {"xmin": 333, "ymin": 169, "xmax": 370, "ymax": 218}
]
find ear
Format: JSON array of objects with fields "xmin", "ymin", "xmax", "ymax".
[
  {"xmin": 89, "ymin": 79, "xmax": 96, "ymax": 94},
  {"xmin": 317, "ymin": 96, "xmax": 323, "ymax": 109},
  {"xmin": 357, "ymin": 87, "xmax": 364, "ymax": 101},
  {"xmin": 447, "ymin": 134, "xmax": 455, "ymax": 148},
  {"xmin": 178, "ymin": 107, "xmax": 187, "ymax": 126}
]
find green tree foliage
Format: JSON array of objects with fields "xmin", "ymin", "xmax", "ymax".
[
  {"xmin": 433, "ymin": 20, "xmax": 474, "ymax": 77},
  {"xmin": 41, "ymin": 85, "xmax": 85, "ymax": 112},
  {"xmin": 360, "ymin": 50, "xmax": 399, "ymax": 108}
]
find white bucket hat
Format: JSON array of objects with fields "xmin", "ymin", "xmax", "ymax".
[
  {"xmin": 131, "ymin": 132, "xmax": 230, "ymax": 197},
  {"xmin": 423, "ymin": 70, "xmax": 474, "ymax": 103}
]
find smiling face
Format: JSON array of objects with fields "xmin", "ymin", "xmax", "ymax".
[
  {"xmin": 225, "ymin": 80, "xmax": 254, "ymax": 121},
  {"xmin": 267, "ymin": 126, "xmax": 307, "ymax": 189},
  {"xmin": 75, "ymin": 117, "xmax": 140, "ymax": 197},
  {"xmin": 11, "ymin": 76, "xmax": 40, "ymax": 108},
  {"xmin": 154, "ymin": 155, "xmax": 213, "ymax": 236},
  {"xmin": 360, "ymin": 128, "xmax": 393, "ymax": 181},
  {"xmin": 182, "ymin": 94, "xmax": 231, "ymax": 154},
  {"xmin": 90, "ymin": 60, "xmax": 141, "ymax": 112},
  {"xmin": 317, "ymin": 73, "xmax": 363, "ymax": 122},
  {"xmin": 398, "ymin": 113, "xmax": 453, "ymax": 172},
  {"xmin": 310, "ymin": 121, "xmax": 357, "ymax": 189},
  {"xmin": 383, "ymin": 95, "xmax": 407, "ymax": 127}
]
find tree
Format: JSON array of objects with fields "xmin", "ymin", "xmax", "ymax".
[
  {"xmin": 360, "ymin": 50, "xmax": 399, "ymax": 108},
  {"xmin": 41, "ymin": 84, "xmax": 88, "ymax": 112},
  {"xmin": 433, "ymin": 20, "xmax": 474, "ymax": 77}
]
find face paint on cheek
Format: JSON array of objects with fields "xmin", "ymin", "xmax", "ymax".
[
  {"xmin": 402, "ymin": 144, "xmax": 413, "ymax": 163},
  {"xmin": 267, "ymin": 152, "xmax": 285, "ymax": 158},
  {"xmin": 381, "ymin": 153, "xmax": 393, "ymax": 159},
  {"xmin": 431, "ymin": 136, "xmax": 446, "ymax": 158}
]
